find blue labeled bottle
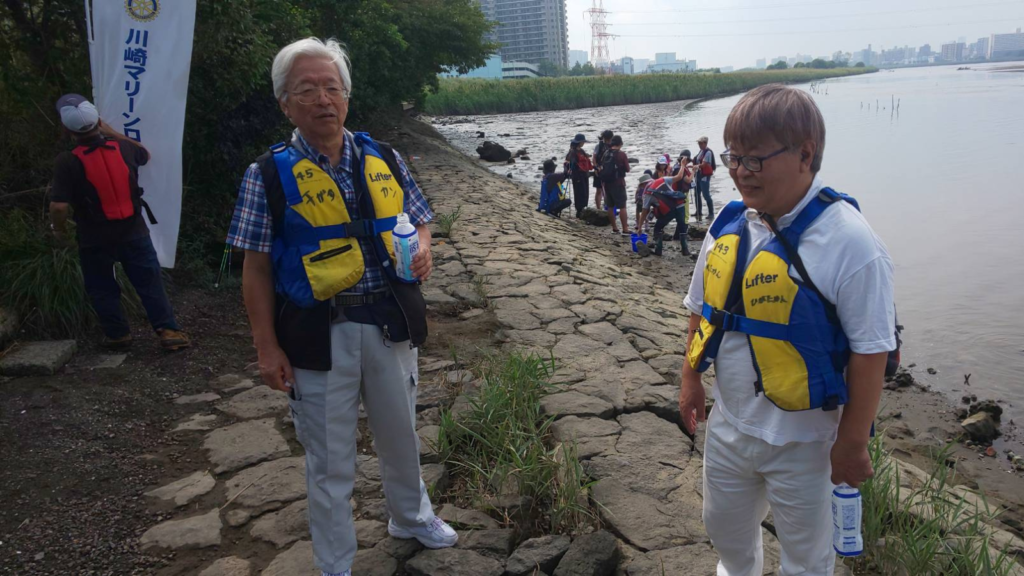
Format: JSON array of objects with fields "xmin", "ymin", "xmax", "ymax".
[
  {"xmin": 392, "ymin": 212, "xmax": 420, "ymax": 282},
  {"xmin": 832, "ymin": 483, "xmax": 863, "ymax": 557}
]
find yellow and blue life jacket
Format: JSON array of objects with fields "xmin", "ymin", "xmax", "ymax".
[
  {"xmin": 686, "ymin": 188, "xmax": 859, "ymax": 411},
  {"xmin": 267, "ymin": 132, "xmax": 414, "ymax": 308}
]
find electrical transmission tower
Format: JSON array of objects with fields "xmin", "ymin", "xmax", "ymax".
[{"xmin": 585, "ymin": 0, "xmax": 615, "ymax": 68}]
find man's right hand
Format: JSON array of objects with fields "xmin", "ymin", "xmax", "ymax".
[
  {"xmin": 678, "ymin": 373, "xmax": 706, "ymax": 435},
  {"xmin": 258, "ymin": 344, "xmax": 295, "ymax": 393}
]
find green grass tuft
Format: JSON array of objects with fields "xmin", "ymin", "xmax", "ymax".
[
  {"xmin": 858, "ymin": 437, "xmax": 1018, "ymax": 575},
  {"xmin": 436, "ymin": 351, "xmax": 598, "ymax": 535}
]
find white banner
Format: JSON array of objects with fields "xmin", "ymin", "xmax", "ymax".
[{"xmin": 86, "ymin": 0, "xmax": 196, "ymax": 267}]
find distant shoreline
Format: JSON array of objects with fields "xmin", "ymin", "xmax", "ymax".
[{"xmin": 423, "ymin": 67, "xmax": 875, "ymax": 116}]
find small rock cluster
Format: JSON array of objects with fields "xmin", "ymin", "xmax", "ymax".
[{"xmin": 959, "ymin": 399, "xmax": 1005, "ymax": 445}]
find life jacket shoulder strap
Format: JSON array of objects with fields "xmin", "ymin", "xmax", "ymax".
[
  {"xmin": 257, "ymin": 146, "xmax": 287, "ymax": 239},
  {"xmin": 709, "ymin": 200, "xmax": 747, "ymax": 237}
]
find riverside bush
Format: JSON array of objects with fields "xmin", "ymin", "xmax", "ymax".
[
  {"xmin": 436, "ymin": 351, "xmax": 597, "ymax": 535},
  {"xmin": 0, "ymin": 209, "xmax": 141, "ymax": 338},
  {"xmin": 423, "ymin": 68, "xmax": 875, "ymax": 115}
]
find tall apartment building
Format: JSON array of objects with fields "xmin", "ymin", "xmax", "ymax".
[
  {"xmin": 478, "ymin": 0, "xmax": 568, "ymax": 68},
  {"xmin": 989, "ymin": 28, "xmax": 1024, "ymax": 59},
  {"xmin": 940, "ymin": 41, "xmax": 965, "ymax": 61},
  {"xmin": 568, "ymin": 49, "xmax": 589, "ymax": 67}
]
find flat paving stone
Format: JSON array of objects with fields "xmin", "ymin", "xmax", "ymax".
[
  {"xmin": 216, "ymin": 386, "xmax": 289, "ymax": 419},
  {"xmin": 171, "ymin": 414, "xmax": 219, "ymax": 432},
  {"xmin": 540, "ymin": 391, "xmax": 615, "ymax": 420},
  {"xmin": 352, "ymin": 546, "xmax": 399, "ymax": 576},
  {"xmin": 91, "ymin": 354, "xmax": 127, "ymax": 369},
  {"xmin": 577, "ymin": 321, "xmax": 627, "ymax": 344},
  {"xmin": 505, "ymin": 534, "xmax": 571, "ymax": 576},
  {"xmin": 405, "ymin": 548, "xmax": 504, "ymax": 576},
  {"xmin": 590, "ymin": 478, "xmax": 705, "ymax": 552},
  {"xmin": 436, "ymin": 503, "xmax": 500, "ymax": 530},
  {"xmin": 175, "ymin": 392, "xmax": 222, "ymax": 405},
  {"xmin": 417, "ymin": 425, "xmax": 440, "ymax": 464},
  {"xmin": 203, "ymin": 418, "xmax": 290, "ymax": 474},
  {"xmin": 224, "ymin": 456, "xmax": 306, "ymax": 511},
  {"xmin": 250, "ymin": 499, "xmax": 308, "ymax": 548},
  {"xmin": 355, "ymin": 519, "xmax": 389, "ymax": 548},
  {"xmin": 145, "ymin": 470, "xmax": 216, "ymax": 507},
  {"xmin": 198, "ymin": 556, "xmax": 252, "ymax": 576},
  {"xmin": 210, "ymin": 374, "xmax": 256, "ymax": 392},
  {"xmin": 0, "ymin": 340, "xmax": 77, "ymax": 376},
  {"xmin": 261, "ymin": 540, "xmax": 319, "ymax": 576},
  {"xmin": 495, "ymin": 308, "xmax": 541, "ymax": 330},
  {"xmin": 139, "ymin": 508, "xmax": 222, "ymax": 551}
]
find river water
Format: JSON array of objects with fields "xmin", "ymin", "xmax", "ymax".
[{"xmin": 433, "ymin": 63, "xmax": 1024, "ymax": 414}]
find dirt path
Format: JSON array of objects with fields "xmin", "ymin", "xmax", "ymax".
[{"xmin": 2, "ymin": 117, "xmax": 1023, "ymax": 575}]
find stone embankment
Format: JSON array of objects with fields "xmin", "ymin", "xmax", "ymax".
[{"xmin": 134, "ymin": 121, "xmax": 1023, "ymax": 575}]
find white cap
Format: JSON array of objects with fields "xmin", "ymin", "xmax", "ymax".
[{"xmin": 56, "ymin": 94, "xmax": 100, "ymax": 133}]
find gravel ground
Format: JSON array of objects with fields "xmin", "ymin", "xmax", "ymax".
[{"xmin": 0, "ymin": 284, "xmax": 253, "ymax": 575}]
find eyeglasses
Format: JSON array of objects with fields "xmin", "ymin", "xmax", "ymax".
[
  {"xmin": 289, "ymin": 84, "xmax": 349, "ymax": 106},
  {"xmin": 720, "ymin": 147, "xmax": 788, "ymax": 173}
]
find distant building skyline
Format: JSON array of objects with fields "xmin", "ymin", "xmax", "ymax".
[
  {"xmin": 747, "ymin": 25, "xmax": 1024, "ymax": 69},
  {"xmin": 478, "ymin": 0, "xmax": 568, "ymax": 67}
]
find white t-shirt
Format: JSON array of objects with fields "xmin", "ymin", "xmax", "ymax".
[{"xmin": 683, "ymin": 176, "xmax": 896, "ymax": 446}]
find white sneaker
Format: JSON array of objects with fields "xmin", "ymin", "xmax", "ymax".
[{"xmin": 388, "ymin": 517, "xmax": 458, "ymax": 549}]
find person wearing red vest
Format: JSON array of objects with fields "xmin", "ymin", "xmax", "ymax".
[{"xmin": 49, "ymin": 94, "xmax": 189, "ymax": 351}]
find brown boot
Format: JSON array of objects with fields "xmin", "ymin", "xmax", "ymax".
[
  {"xmin": 102, "ymin": 334, "xmax": 133, "ymax": 350},
  {"xmin": 158, "ymin": 329, "xmax": 191, "ymax": 351}
]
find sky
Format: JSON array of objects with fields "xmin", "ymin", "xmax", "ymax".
[{"xmin": 564, "ymin": 0, "xmax": 1024, "ymax": 69}]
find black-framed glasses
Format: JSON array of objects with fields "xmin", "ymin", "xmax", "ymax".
[
  {"xmin": 289, "ymin": 84, "xmax": 349, "ymax": 106},
  {"xmin": 720, "ymin": 147, "xmax": 788, "ymax": 173}
]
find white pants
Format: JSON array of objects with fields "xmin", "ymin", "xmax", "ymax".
[
  {"xmin": 702, "ymin": 407, "xmax": 837, "ymax": 576},
  {"xmin": 290, "ymin": 320, "xmax": 434, "ymax": 573}
]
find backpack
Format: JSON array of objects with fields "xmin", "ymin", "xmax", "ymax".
[
  {"xmin": 72, "ymin": 138, "xmax": 157, "ymax": 224},
  {"xmin": 576, "ymin": 151, "xmax": 594, "ymax": 173},
  {"xmin": 697, "ymin": 148, "xmax": 715, "ymax": 176},
  {"xmin": 598, "ymin": 149, "xmax": 619, "ymax": 183}
]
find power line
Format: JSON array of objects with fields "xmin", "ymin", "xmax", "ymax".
[
  {"xmin": 610, "ymin": 0, "xmax": 866, "ymax": 14},
  {"xmin": 609, "ymin": 1, "xmax": 1023, "ymax": 27},
  {"xmin": 614, "ymin": 17, "xmax": 1024, "ymax": 38}
]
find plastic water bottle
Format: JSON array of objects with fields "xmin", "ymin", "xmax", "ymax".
[
  {"xmin": 832, "ymin": 483, "xmax": 864, "ymax": 557},
  {"xmin": 391, "ymin": 212, "xmax": 419, "ymax": 282}
]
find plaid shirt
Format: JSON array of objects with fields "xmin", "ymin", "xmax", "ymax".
[{"xmin": 226, "ymin": 129, "xmax": 432, "ymax": 294}]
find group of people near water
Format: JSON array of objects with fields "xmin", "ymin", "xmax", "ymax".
[
  {"xmin": 49, "ymin": 32, "xmax": 897, "ymax": 576},
  {"xmin": 537, "ymin": 129, "xmax": 720, "ymax": 259}
]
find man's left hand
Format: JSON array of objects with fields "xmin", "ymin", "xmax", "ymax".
[
  {"xmin": 411, "ymin": 245, "xmax": 432, "ymax": 281},
  {"xmin": 830, "ymin": 437, "xmax": 874, "ymax": 487}
]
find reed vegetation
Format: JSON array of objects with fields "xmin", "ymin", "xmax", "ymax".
[
  {"xmin": 856, "ymin": 438, "xmax": 1018, "ymax": 575},
  {"xmin": 423, "ymin": 68, "xmax": 875, "ymax": 115}
]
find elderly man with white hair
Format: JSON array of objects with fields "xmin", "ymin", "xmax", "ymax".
[{"xmin": 226, "ymin": 37, "xmax": 456, "ymax": 576}]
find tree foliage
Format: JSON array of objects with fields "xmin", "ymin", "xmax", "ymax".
[{"xmin": 767, "ymin": 60, "xmax": 789, "ymax": 70}]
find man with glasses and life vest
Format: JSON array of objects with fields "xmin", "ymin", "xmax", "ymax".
[
  {"xmin": 49, "ymin": 94, "xmax": 190, "ymax": 351},
  {"xmin": 678, "ymin": 84, "xmax": 895, "ymax": 575},
  {"xmin": 226, "ymin": 38, "xmax": 457, "ymax": 576}
]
